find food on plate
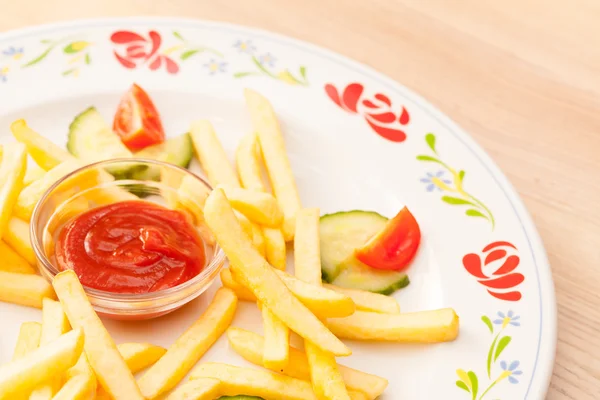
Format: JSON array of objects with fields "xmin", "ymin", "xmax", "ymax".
[
  {"xmin": 55, "ymin": 200, "xmax": 207, "ymax": 293},
  {"xmin": 294, "ymin": 207, "xmax": 351, "ymax": 400},
  {"xmin": 220, "ymin": 268, "xmax": 256, "ymax": 302},
  {"xmin": 23, "ymin": 160, "xmax": 46, "ymax": 187},
  {"xmin": 137, "ymin": 287, "xmax": 238, "ymax": 399},
  {"xmin": 250, "ymin": 221, "xmax": 266, "ymax": 257},
  {"xmin": 319, "ymin": 210, "xmax": 410, "ymax": 294},
  {"xmin": 261, "ymin": 227, "xmax": 286, "ymax": 270},
  {"xmin": 236, "ymin": 133, "xmax": 268, "ymax": 192},
  {"xmin": 52, "ymin": 354, "xmax": 96, "ymax": 400},
  {"xmin": 0, "ymin": 241, "xmax": 36, "ymax": 274},
  {"xmin": 355, "ymin": 206, "xmax": 421, "ymax": 271},
  {"xmin": 322, "ymin": 284, "xmax": 400, "ymax": 314},
  {"xmin": 117, "ymin": 342, "xmax": 167, "ymax": 373},
  {"xmin": 0, "ymin": 143, "xmax": 26, "ymax": 240},
  {"xmin": 328, "ymin": 308, "xmax": 459, "ymax": 343},
  {"xmin": 133, "ymin": 133, "xmax": 194, "ymax": 179},
  {"xmin": 0, "ymin": 328, "xmax": 83, "ymax": 400},
  {"xmin": 217, "ymin": 396, "xmax": 263, "ymax": 400},
  {"xmin": 0, "ymin": 271, "xmax": 56, "ymax": 308},
  {"xmin": 204, "ymin": 188, "xmax": 350, "ymax": 356},
  {"xmin": 190, "ymin": 119, "xmax": 241, "ymax": 187},
  {"xmin": 164, "ymin": 377, "xmax": 221, "ymax": 400},
  {"xmin": 10, "ymin": 120, "xmax": 72, "ymax": 170},
  {"xmin": 227, "ymin": 328, "xmax": 388, "ymax": 399},
  {"xmin": 218, "ymin": 185, "xmax": 283, "ymax": 228},
  {"xmin": 53, "ymin": 270, "xmax": 145, "ymax": 400},
  {"xmin": 244, "ymin": 89, "xmax": 301, "ymax": 241},
  {"xmin": 261, "ymin": 304, "xmax": 290, "ymax": 370},
  {"xmin": 113, "ymin": 83, "xmax": 165, "ymax": 150},
  {"xmin": 5, "ymin": 217, "xmax": 35, "ymax": 265},
  {"xmin": 12, "ymin": 322, "xmax": 42, "ymax": 361}
]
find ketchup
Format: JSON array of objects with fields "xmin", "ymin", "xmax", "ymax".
[{"xmin": 55, "ymin": 201, "xmax": 206, "ymax": 294}]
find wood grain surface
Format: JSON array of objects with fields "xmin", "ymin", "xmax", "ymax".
[{"xmin": 1, "ymin": 1, "xmax": 598, "ymax": 399}]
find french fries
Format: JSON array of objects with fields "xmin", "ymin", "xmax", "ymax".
[
  {"xmin": 164, "ymin": 378, "xmax": 221, "ymax": 400},
  {"xmin": 0, "ymin": 328, "xmax": 84, "ymax": 400},
  {"xmin": 262, "ymin": 227, "xmax": 286, "ymax": 270},
  {"xmin": 117, "ymin": 343, "xmax": 167, "ymax": 374},
  {"xmin": 23, "ymin": 160, "xmax": 46, "ymax": 186},
  {"xmin": 220, "ymin": 268, "xmax": 256, "ymax": 302},
  {"xmin": 5, "ymin": 217, "xmax": 36, "ymax": 265},
  {"xmin": 204, "ymin": 189, "xmax": 350, "ymax": 356},
  {"xmin": 190, "ymin": 120, "xmax": 240, "ymax": 187},
  {"xmin": 12, "ymin": 322, "xmax": 42, "ymax": 361},
  {"xmin": 0, "ymin": 241, "xmax": 36, "ymax": 274},
  {"xmin": 228, "ymin": 265, "xmax": 355, "ymax": 319},
  {"xmin": 0, "ymin": 271, "xmax": 56, "ymax": 308},
  {"xmin": 323, "ymin": 284, "xmax": 400, "ymax": 314},
  {"xmin": 218, "ymin": 185, "xmax": 283, "ymax": 227},
  {"xmin": 327, "ymin": 308, "xmax": 460, "ymax": 342},
  {"xmin": 294, "ymin": 207, "xmax": 350, "ymax": 400},
  {"xmin": 0, "ymin": 143, "xmax": 26, "ymax": 241},
  {"xmin": 236, "ymin": 133, "xmax": 268, "ymax": 192},
  {"xmin": 53, "ymin": 354, "xmax": 96, "ymax": 400},
  {"xmin": 53, "ymin": 270, "xmax": 145, "ymax": 400},
  {"xmin": 227, "ymin": 328, "xmax": 388, "ymax": 399},
  {"xmin": 244, "ymin": 89, "xmax": 301, "ymax": 241},
  {"xmin": 234, "ymin": 210, "xmax": 266, "ymax": 256},
  {"xmin": 137, "ymin": 287, "xmax": 238, "ymax": 399},
  {"xmin": 29, "ymin": 298, "xmax": 73, "ymax": 399},
  {"xmin": 10, "ymin": 120, "xmax": 72, "ymax": 170},
  {"xmin": 261, "ymin": 305, "xmax": 290, "ymax": 370}
]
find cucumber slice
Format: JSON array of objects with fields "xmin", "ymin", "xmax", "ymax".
[
  {"xmin": 67, "ymin": 107, "xmax": 134, "ymax": 176},
  {"xmin": 131, "ymin": 133, "xmax": 193, "ymax": 180},
  {"xmin": 319, "ymin": 210, "xmax": 387, "ymax": 282},
  {"xmin": 331, "ymin": 257, "xmax": 410, "ymax": 295}
]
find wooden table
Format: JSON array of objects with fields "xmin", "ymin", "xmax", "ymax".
[{"xmin": 1, "ymin": 1, "xmax": 597, "ymax": 398}]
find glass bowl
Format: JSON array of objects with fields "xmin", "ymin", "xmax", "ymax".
[{"xmin": 31, "ymin": 158, "xmax": 225, "ymax": 320}]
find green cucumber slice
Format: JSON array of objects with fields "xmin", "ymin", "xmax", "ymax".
[
  {"xmin": 319, "ymin": 210, "xmax": 387, "ymax": 282},
  {"xmin": 331, "ymin": 256, "xmax": 410, "ymax": 295},
  {"xmin": 131, "ymin": 133, "xmax": 193, "ymax": 180}
]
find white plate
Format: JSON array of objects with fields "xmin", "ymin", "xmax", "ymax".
[{"xmin": 0, "ymin": 17, "xmax": 556, "ymax": 399}]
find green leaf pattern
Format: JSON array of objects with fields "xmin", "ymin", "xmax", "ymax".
[
  {"xmin": 21, "ymin": 37, "xmax": 93, "ymax": 77},
  {"xmin": 417, "ymin": 133, "xmax": 495, "ymax": 229},
  {"xmin": 455, "ymin": 312, "xmax": 522, "ymax": 399}
]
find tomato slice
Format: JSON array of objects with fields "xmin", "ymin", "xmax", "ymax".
[
  {"xmin": 355, "ymin": 206, "xmax": 421, "ymax": 271},
  {"xmin": 113, "ymin": 83, "xmax": 165, "ymax": 150}
]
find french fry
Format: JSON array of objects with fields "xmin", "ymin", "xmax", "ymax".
[
  {"xmin": 244, "ymin": 89, "xmax": 301, "ymax": 241},
  {"xmin": 10, "ymin": 120, "xmax": 72, "ymax": 170},
  {"xmin": 262, "ymin": 227, "xmax": 286, "ymax": 270},
  {"xmin": 23, "ymin": 160, "xmax": 47, "ymax": 187},
  {"xmin": 0, "ymin": 241, "xmax": 36, "ymax": 274},
  {"xmin": 164, "ymin": 378, "xmax": 220, "ymax": 400},
  {"xmin": 236, "ymin": 133, "xmax": 268, "ymax": 192},
  {"xmin": 5, "ymin": 217, "xmax": 36, "ymax": 265},
  {"xmin": 218, "ymin": 185, "xmax": 283, "ymax": 227},
  {"xmin": 220, "ymin": 268, "xmax": 256, "ymax": 302},
  {"xmin": 13, "ymin": 159, "xmax": 87, "ymax": 221},
  {"xmin": 0, "ymin": 143, "xmax": 26, "ymax": 241},
  {"xmin": 230, "ymin": 263, "xmax": 355, "ymax": 319},
  {"xmin": 204, "ymin": 189, "xmax": 350, "ymax": 356},
  {"xmin": 52, "ymin": 270, "xmax": 145, "ymax": 400},
  {"xmin": 0, "ymin": 328, "xmax": 84, "ymax": 400},
  {"xmin": 294, "ymin": 208, "xmax": 350, "ymax": 400},
  {"xmin": 251, "ymin": 223, "xmax": 266, "ymax": 257},
  {"xmin": 0, "ymin": 271, "xmax": 56, "ymax": 308},
  {"xmin": 327, "ymin": 308, "xmax": 460, "ymax": 342},
  {"xmin": 323, "ymin": 284, "xmax": 400, "ymax": 314},
  {"xmin": 227, "ymin": 328, "xmax": 388, "ymax": 399},
  {"xmin": 190, "ymin": 120, "xmax": 240, "ymax": 187},
  {"xmin": 137, "ymin": 287, "xmax": 238, "ymax": 399},
  {"xmin": 53, "ymin": 354, "xmax": 97, "ymax": 400},
  {"xmin": 261, "ymin": 305, "xmax": 290, "ymax": 370},
  {"xmin": 29, "ymin": 298, "xmax": 72, "ymax": 399},
  {"xmin": 12, "ymin": 322, "xmax": 42, "ymax": 361},
  {"xmin": 117, "ymin": 343, "xmax": 167, "ymax": 374}
]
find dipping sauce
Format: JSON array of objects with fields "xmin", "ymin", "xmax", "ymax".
[{"xmin": 55, "ymin": 200, "xmax": 206, "ymax": 294}]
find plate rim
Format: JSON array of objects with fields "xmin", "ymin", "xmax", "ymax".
[{"xmin": 0, "ymin": 16, "xmax": 558, "ymax": 398}]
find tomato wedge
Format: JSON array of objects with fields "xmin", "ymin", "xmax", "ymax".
[
  {"xmin": 113, "ymin": 83, "xmax": 165, "ymax": 150},
  {"xmin": 355, "ymin": 206, "xmax": 421, "ymax": 271}
]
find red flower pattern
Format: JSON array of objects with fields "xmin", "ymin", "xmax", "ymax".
[
  {"xmin": 462, "ymin": 241, "xmax": 524, "ymax": 301},
  {"xmin": 110, "ymin": 30, "xmax": 179, "ymax": 74},
  {"xmin": 324, "ymin": 82, "xmax": 410, "ymax": 142}
]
